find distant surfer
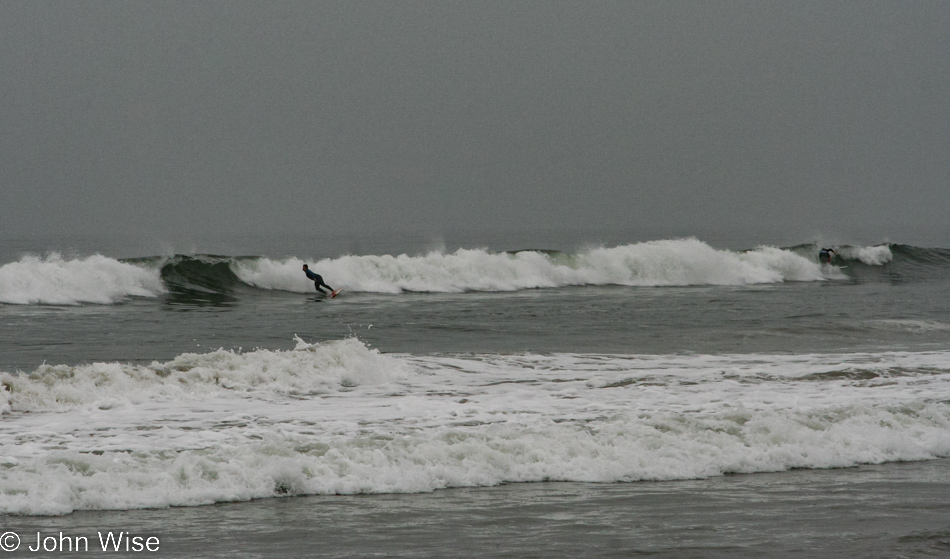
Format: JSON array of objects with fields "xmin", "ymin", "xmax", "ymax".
[
  {"xmin": 302, "ymin": 264, "xmax": 337, "ymax": 297},
  {"xmin": 818, "ymin": 248, "xmax": 836, "ymax": 264}
]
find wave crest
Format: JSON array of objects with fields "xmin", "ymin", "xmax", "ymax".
[
  {"xmin": 840, "ymin": 245, "xmax": 893, "ymax": 265},
  {"xmin": 239, "ymin": 238, "xmax": 825, "ymax": 294},
  {"xmin": 5, "ymin": 239, "xmax": 947, "ymax": 304},
  {"xmin": 0, "ymin": 254, "xmax": 163, "ymax": 305}
]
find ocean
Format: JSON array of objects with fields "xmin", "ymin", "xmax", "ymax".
[{"xmin": 1, "ymin": 232, "xmax": 949, "ymax": 557}]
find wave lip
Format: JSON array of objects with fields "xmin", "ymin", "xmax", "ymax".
[
  {"xmin": 0, "ymin": 254, "xmax": 163, "ymax": 305},
  {"xmin": 840, "ymin": 245, "xmax": 893, "ymax": 266},
  {"xmin": 577, "ymin": 240, "xmax": 825, "ymax": 286}
]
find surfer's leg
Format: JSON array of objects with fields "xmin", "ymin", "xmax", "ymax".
[
  {"xmin": 314, "ymin": 274, "xmax": 333, "ymax": 291},
  {"xmin": 312, "ymin": 274, "xmax": 330, "ymax": 293}
]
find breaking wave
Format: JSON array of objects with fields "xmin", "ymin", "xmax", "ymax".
[
  {"xmin": 2, "ymin": 239, "xmax": 946, "ymax": 304},
  {"xmin": 235, "ymin": 238, "xmax": 829, "ymax": 294},
  {"xmin": 0, "ymin": 254, "xmax": 163, "ymax": 305}
]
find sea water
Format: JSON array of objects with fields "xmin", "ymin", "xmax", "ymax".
[{"xmin": 1, "ymin": 233, "xmax": 949, "ymax": 557}]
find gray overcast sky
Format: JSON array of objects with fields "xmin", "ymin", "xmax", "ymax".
[{"xmin": 2, "ymin": 1, "xmax": 948, "ymax": 244}]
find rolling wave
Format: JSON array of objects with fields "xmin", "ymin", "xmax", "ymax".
[
  {"xmin": 788, "ymin": 243, "xmax": 950, "ymax": 282},
  {"xmin": 233, "ymin": 238, "xmax": 831, "ymax": 294},
  {"xmin": 0, "ymin": 254, "xmax": 163, "ymax": 305},
  {"xmin": 2, "ymin": 239, "xmax": 947, "ymax": 305}
]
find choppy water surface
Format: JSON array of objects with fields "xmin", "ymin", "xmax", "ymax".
[{"xmin": 1, "ymin": 236, "xmax": 949, "ymax": 556}]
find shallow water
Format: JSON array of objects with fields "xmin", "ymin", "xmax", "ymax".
[{"xmin": 2, "ymin": 460, "xmax": 948, "ymax": 558}]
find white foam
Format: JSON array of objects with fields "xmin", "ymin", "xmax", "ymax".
[
  {"xmin": 841, "ymin": 245, "xmax": 893, "ymax": 266},
  {"xmin": 235, "ymin": 239, "xmax": 826, "ymax": 294},
  {"xmin": 0, "ymin": 254, "xmax": 163, "ymax": 305},
  {"xmin": 2, "ymin": 342, "xmax": 949, "ymax": 515},
  {"xmin": 0, "ymin": 338, "xmax": 405, "ymax": 412}
]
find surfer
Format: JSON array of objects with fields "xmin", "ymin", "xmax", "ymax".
[
  {"xmin": 302, "ymin": 264, "xmax": 335, "ymax": 295},
  {"xmin": 818, "ymin": 248, "xmax": 836, "ymax": 264}
]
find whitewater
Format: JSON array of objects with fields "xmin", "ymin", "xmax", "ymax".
[
  {"xmin": 2, "ymin": 337, "xmax": 949, "ymax": 516},
  {"xmin": 2, "ymin": 229, "xmax": 949, "ymax": 558},
  {"xmin": 0, "ymin": 238, "xmax": 877, "ymax": 305}
]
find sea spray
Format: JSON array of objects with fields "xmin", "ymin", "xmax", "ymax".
[{"xmin": 839, "ymin": 244, "xmax": 893, "ymax": 266}]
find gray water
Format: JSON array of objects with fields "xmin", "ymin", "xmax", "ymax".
[
  {"xmin": 2, "ymin": 460, "xmax": 948, "ymax": 558},
  {"xmin": 2, "ymin": 232, "xmax": 950, "ymax": 557},
  {"xmin": 3, "ymin": 279, "xmax": 950, "ymax": 373}
]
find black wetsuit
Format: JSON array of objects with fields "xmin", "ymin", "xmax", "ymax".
[
  {"xmin": 818, "ymin": 248, "xmax": 835, "ymax": 264},
  {"xmin": 304, "ymin": 269, "xmax": 333, "ymax": 294}
]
